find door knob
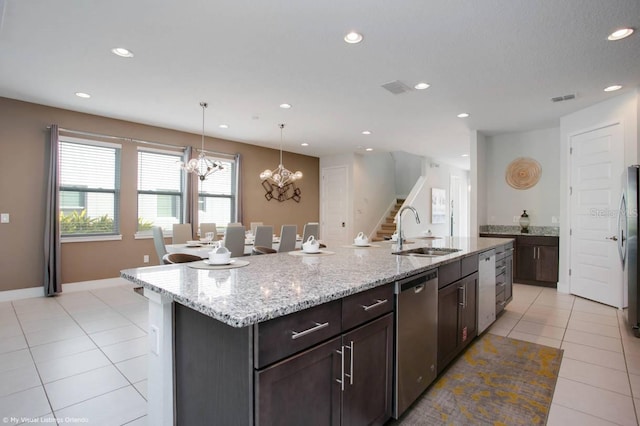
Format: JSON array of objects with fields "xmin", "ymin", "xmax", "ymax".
[{"xmin": 606, "ymin": 236, "xmax": 618, "ymax": 241}]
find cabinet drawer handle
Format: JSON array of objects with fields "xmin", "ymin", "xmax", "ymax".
[
  {"xmin": 496, "ymin": 266, "xmax": 507, "ymax": 274},
  {"xmin": 291, "ymin": 322, "xmax": 329, "ymax": 340},
  {"xmin": 361, "ymin": 299, "xmax": 388, "ymax": 311},
  {"xmin": 497, "ymin": 283, "xmax": 506, "ymax": 289}
]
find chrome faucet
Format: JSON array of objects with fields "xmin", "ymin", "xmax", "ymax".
[{"xmin": 397, "ymin": 205, "xmax": 420, "ymax": 251}]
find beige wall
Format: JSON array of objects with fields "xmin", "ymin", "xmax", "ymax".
[{"xmin": 0, "ymin": 97, "xmax": 319, "ymax": 290}]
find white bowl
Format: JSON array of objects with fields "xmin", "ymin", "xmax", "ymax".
[{"xmin": 209, "ymin": 253, "xmax": 232, "ymax": 264}]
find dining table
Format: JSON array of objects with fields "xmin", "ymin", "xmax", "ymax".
[{"xmin": 166, "ymin": 237, "xmax": 303, "ymax": 257}]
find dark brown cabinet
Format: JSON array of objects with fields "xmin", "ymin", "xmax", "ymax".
[
  {"xmin": 255, "ymin": 285, "xmax": 394, "ymax": 426},
  {"xmin": 480, "ymin": 234, "xmax": 559, "ymax": 287},
  {"xmin": 256, "ymin": 337, "xmax": 342, "ymax": 426},
  {"xmin": 516, "ymin": 236, "xmax": 559, "ymax": 285},
  {"xmin": 256, "ymin": 313, "xmax": 393, "ymax": 426},
  {"xmin": 437, "ymin": 271, "xmax": 478, "ymax": 373}
]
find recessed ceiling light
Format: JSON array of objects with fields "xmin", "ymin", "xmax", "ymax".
[
  {"xmin": 344, "ymin": 31, "xmax": 363, "ymax": 44},
  {"xmin": 365, "ymin": 148, "xmax": 373, "ymax": 152},
  {"xmin": 607, "ymin": 28, "xmax": 634, "ymax": 41},
  {"xmin": 604, "ymin": 85, "xmax": 622, "ymax": 92},
  {"xmin": 111, "ymin": 47, "xmax": 134, "ymax": 58},
  {"xmin": 219, "ymin": 124, "xmax": 229, "ymax": 129},
  {"xmin": 457, "ymin": 113, "xmax": 470, "ymax": 118},
  {"xmin": 414, "ymin": 82, "xmax": 430, "ymax": 90},
  {"xmin": 461, "ymin": 154, "xmax": 469, "ymax": 157},
  {"xmin": 279, "ymin": 103, "xmax": 292, "ymax": 109},
  {"xmin": 301, "ymin": 143, "xmax": 309, "ymax": 147},
  {"xmin": 362, "ymin": 130, "xmax": 371, "ymax": 135},
  {"xmin": 75, "ymin": 92, "xmax": 91, "ymax": 98}
]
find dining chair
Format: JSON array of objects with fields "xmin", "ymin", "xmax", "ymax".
[
  {"xmin": 254, "ymin": 225, "xmax": 273, "ymax": 249},
  {"xmin": 302, "ymin": 222, "xmax": 319, "ymax": 243},
  {"xmin": 227, "ymin": 222, "xmax": 243, "ymax": 227},
  {"xmin": 250, "ymin": 222, "xmax": 263, "ymax": 235},
  {"xmin": 278, "ymin": 225, "xmax": 297, "ymax": 253},
  {"xmin": 162, "ymin": 253, "xmax": 202, "ymax": 264},
  {"xmin": 200, "ymin": 223, "xmax": 218, "ymax": 240},
  {"xmin": 172, "ymin": 223, "xmax": 193, "ymax": 244},
  {"xmin": 152, "ymin": 226, "xmax": 168, "ymax": 264},
  {"xmin": 223, "ymin": 225, "xmax": 246, "ymax": 258},
  {"xmin": 252, "ymin": 246, "xmax": 277, "ymax": 255}
]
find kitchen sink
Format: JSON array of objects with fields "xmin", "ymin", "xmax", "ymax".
[{"xmin": 393, "ymin": 247, "xmax": 462, "ymax": 257}]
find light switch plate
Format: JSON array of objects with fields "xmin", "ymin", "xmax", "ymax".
[
  {"xmin": 150, "ymin": 325, "xmax": 160, "ymax": 355},
  {"xmin": 0, "ymin": 213, "xmax": 9, "ymax": 223}
]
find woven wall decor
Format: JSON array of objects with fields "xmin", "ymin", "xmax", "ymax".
[{"xmin": 505, "ymin": 157, "xmax": 542, "ymax": 190}]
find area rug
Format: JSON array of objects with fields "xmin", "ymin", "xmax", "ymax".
[{"xmin": 395, "ymin": 334, "xmax": 563, "ymax": 425}]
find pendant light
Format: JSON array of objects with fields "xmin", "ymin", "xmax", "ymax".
[
  {"xmin": 179, "ymin": 102, "xmax": 223, "ymax": 181},
  {"xmin": 259, "ymin": 123, "xmax": 303, "ymax": 188}
]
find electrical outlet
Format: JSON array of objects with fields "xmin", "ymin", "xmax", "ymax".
[
  {"xmin": 0, "ymin": 213, "xmax": 9, "ymax": 223},
  {"xmin": 513, "ymin": 215, "xmax": 519, "ymax": 223},
  {"xmin": 143, "ymin": 255, "xmax": 149, "ymax": 263}
]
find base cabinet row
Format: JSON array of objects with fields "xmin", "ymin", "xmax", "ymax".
[{"xmin": 256, "ymin": 313, "xmax": 393, "ymax": 426}]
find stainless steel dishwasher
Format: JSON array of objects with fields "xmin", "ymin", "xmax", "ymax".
[{"xmin": 393, "ymin": 269, "xmax": 438, "ymax": 418}]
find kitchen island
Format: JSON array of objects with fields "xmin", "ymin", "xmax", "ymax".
[{"xmin": 121, "ymin": 237, "xmax": 511, "ymax": 425}]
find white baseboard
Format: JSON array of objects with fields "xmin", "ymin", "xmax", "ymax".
[
  {"xmin": 62, "ymin": 277, "xmax": 133, "ymax": 292},
  {"xmin": 0, "ymin": 277, "xmax": 134, "ymax": 301},
  {"xmin": 0, "ymin": 286, "xmax": 45, "ymax": 302}
]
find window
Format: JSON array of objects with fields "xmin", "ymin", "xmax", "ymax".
[
  {"xmin": 59, "ymin": 137, "xmax": 121, "ymax": 236},
  {"xmin": 198, "ymin": 157, "xmax": 237, "ymax": 229},
  {"xmin": 137, "ymin": 149, "xmax": 184, "ymax": 232}
]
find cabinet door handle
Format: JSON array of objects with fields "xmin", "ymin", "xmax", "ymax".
[
  {"xmin": 344, "ymin": 341, "xmax": 354, "ymax": 385},
  {"xmin": 361, "ymin": 299, "xmax": 388, "ymax": 311},
  {"xmin": 291, "ymin": 321, "xmax": 329, "ymax": 340},
  {"xmin": 335, "ymin": 346, "xmax": 345, "ymax": 391},
  {"xmin": 458, "ymin": 285, "xmax": 466, "ymax": 307}
]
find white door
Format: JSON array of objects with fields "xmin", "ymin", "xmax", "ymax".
[
  {"xmin": 321, "ymin": 166, "xmax": 348, "ymax": 245},
  {"xmin": 570, "ymin": 123, "xmax": 625, "ymax": 308}
]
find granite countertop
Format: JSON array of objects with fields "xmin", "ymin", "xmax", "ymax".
[
  {"xmin": 121, "ymin": 236, "xmax": 511, "ymax": 328},
  {"xmin": 479, "ymin": 225, "xmax": 559, "ymax": 237}
]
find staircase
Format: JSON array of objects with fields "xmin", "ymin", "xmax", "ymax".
[{"xmin": 372, "ymin": 199, "xmax": 405, "ymax": 242}]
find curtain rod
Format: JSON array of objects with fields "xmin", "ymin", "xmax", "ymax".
[
  {"xmin": 48, "ymin": 126, "xmax": 186, "ymax": 150},
  {"xmin": 47, "ymin": 126, "xmax": 237, "ymax": 159}
]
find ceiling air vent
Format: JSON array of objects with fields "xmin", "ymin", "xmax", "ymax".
[
  {"xmin": 381, "ymin": 80, "xmax": 413, "ymax": 95},
  {"xmin": 551, "ymin": 93, "xmax": 576, "ymax": 103}
]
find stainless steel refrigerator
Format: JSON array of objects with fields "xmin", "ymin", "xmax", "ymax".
[{"xmin": 621, "ymin": 165, "xmax": 639, "ymax": 337}]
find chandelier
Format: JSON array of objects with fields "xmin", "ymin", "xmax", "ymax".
[
  {"xmin": 259, "ymin": 123, "xmax": 303, "ymax": 188},
  {"xmin": 179, "ymin": 102, "xmax": 223, "ymax": 181}
]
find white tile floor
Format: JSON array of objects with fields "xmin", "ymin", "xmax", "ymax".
[
  {"xmin": 488, "ymin": 283, "xmax": 640, "ymax": 426},
  {"xmin": 0, "ymin": 283, "xmax": 148, "ymax": 425},
  {"xmin": 2, "ymin": 282, "xmax": 640, "ymax": 425}
]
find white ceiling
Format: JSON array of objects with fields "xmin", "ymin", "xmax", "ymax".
[{"xmin": 1, "ymin": 0, "xmax": 639, "ymax": 170}]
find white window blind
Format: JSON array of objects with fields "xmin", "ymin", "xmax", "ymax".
[
  {"xmin": 59, "ymin": 138, "xmax": 121, "ymax": 236},
  {"xmin": 137, "ymin": 149, "xmax": 183, "ymax": 232},
  {"xmin": 198, "ymin": 158, "xmax": 236, "ymax": 228}
]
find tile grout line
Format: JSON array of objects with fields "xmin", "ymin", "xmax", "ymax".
[
  {"xmin": 11, "ymin": 298, "xmax": 58, "ymax": 423},
  {"xmin": 617, "ymin": 309, "xmax": 640, "ymax": 425}
]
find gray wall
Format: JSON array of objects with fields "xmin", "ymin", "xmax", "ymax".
[
  {"xmin": 392, "ymin": 151, "xmax": 422, "ymax": 198},
  {"xmin": 485, "ymin": 128, "xmax": 560, "ymax": 227}
]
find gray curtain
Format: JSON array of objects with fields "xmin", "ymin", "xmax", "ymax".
[
  {"xmin": 184, "ymin": 146, "xmax": 197, "ymax": 236},
  {"xmin": 44, "ymin": 125, "xmax": 61, "ymax": 296},
  {"xmin": 235, "ymin": 153, "xmax": 243, "ymax": 225}
]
